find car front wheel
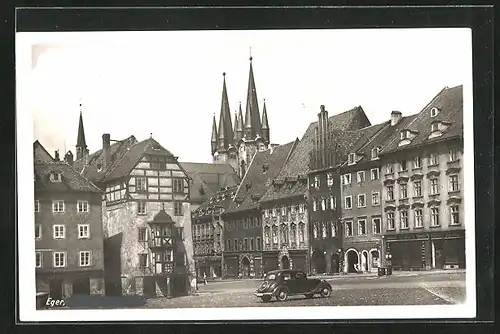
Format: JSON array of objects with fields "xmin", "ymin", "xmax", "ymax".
[
  {"xmin": 320, "ymin": 286, "xmax": 332, "ymax": 298},
  {"xmin": 276, "ymin": 289, "xmax": 288, "ymax": 301},
  {"xmin": 261, "ymin": 295, "xmax": 272, "ymax": 303}
]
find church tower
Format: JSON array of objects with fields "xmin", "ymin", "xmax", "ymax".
[
  {"xmin": 75, "ymin": 102, "xmax": 89, "ymax": 162},
  {"xmin": 211, "ymin": 54, "xmax": 271, "ymax": 178}
]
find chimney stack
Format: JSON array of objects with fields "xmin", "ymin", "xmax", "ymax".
[
  {"xmin": 54, "ymin": 150, "xmax": 60, "ymax": 161},
  {"xmin": 391, "ymin": 111, "xmax": 402, "ymax": 126},
  {"xmin": 65, "ymin": 151, "xmax": 74, "ymax": 166},
  {"xmin": 102, "ymin": 133, "xmax": 111, "ymax": 169}
]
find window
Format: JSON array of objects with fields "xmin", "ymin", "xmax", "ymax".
[
  {"xmin": 272, "ymin": 208, "xmax": 277, "ymax": 216},
  {"xmin": 136, "ymin": 177, "xmax": 147, "ymax": 192},
  {"xmin": 173, "ymin": 178, "xmax": 184, "ymax": 193},
  {"xmin": 345, "ymin": 221, "xmax": 353, "ymax": 236},
  {"xmin": 386, "ymin": 163, "xmax": 394, "ymax": 174},
  {"xmin": 313, "ymin": 222, "xmax": 319, "ymax": 239},
  {"xmin": 342, "ymin": 173, "xmax": 351, "ymax": 185},
  {"xmin": 227, "ymin": 239, "xmax": 232, "ymax": 251},
  {"xmin": 178, "ymin": 227, "xmax": 184, "ymax": 240},
  {"xmin": 387, "ymin": 212, "xmax": 395, "ymax": 230},
  {"xmin": 139, "ymin": 254, "xmax": 148, "ymax": 268},
  {"xmin": 431, "ymin": 122, "xmax": 439, "ymax": 132},
  {"xmin": 257, "ymin": 237, "xmax": 261, "ymax": 251},
  {"xmin": 79, "ymin": 251, "xmax": 91, "ymax": 267},
  {"xmin": 431, "ymin": 207, "xmax": 440, "ymax": 226},
  {"xmin": 290, "ymin": 223, "xmax": 297, "ymax": 244},
  {"xmin": 138, "ymin": 227, "xmax": 147, "ymax": 241},
  {"xmin": 298, "ymin": 223, "xmax": 305, "ymax": 243},
  {"xmin": 371, "ymin": 147, "xmax": 380, "ymax": 160},
  {"xmin": 281, "ymin": 206, "xmax": 287, "ymax": 216},
  {"xmin": 449, "ymin": 175, "xmax": 460, "ymax": 192},
  {"xmin": 244, "ymin": 238, "xmax": 248, "ymax": 251},
  {"xmin": 263, "ymin": 225, "xmax": 269, "ymax": 244},
  {"xmin": 413, "ymin": 156, "xmax": 421, "ymax": 169},
  {"xmin": 372, "ymin": 218, "xmax": 381, "ymax": 234},
  {"xmin": 250, "ymin": 238, "xmax": 255, "ymax": 251},
  {"xmin": 174, "ymin": 202, "xmax": 183, "ymax": 216},
  {"xmin": 386, "ymin": 185, "xmax": 394, "ymax": 200},
  {"xmin": 53, "ymin": 252, "xmax": 66, "ymax": 268},
  {"xmin": 358, "ymin": 219, "xmax": 367, "ymax": 235},
  {"xmin": 77, "ymin": 201, "xmax": 89, "ymax": 213},
  {"xmin": 348, "ymin": 153, "xmax": 356, "ymax": 165},
  {"xmin": 299, "ymin": 204, "xmax": 305, "ymax": 213},
  {"xmin": 234, "ymin": 238, "xmax": 239, "ymax": 251},
  {"xmin": 321, "ymin": 198, "xmax": 327, "ymax": 211},
  {"xmin": 430, "ymin": 177, "xmax": 439, "ymax": 195},
  {"xmin": 312, "ymin": 200, "xmax": 317, "ymax": 211},
  {"xmin": 400, "ymin": 160, "xmax": 407, "ymax": 171},
  {"xmin": 53, "ymin": 225, "xmax": 65, "ymax": 239},
  {"xmin": 414, "ymin": 180, "xmax": 422, "ymax": 197},
  {"xmin": 344, "ymin": 196, "xmax": 352, "ymax": 209},
  {"xmin": 52, "ymin": 200, "xmax": 64, "ymax": 213},
  {"xmin": 429, "ymin": 153, "xmax": 439, "ymax": 166},
  {"xmin": 400, "ymin": 210, "xmax": 408, "ymax": 229},
  {"xmin": 372, "ymin": 192, "xmax": 380, "ymax": 206},
  {"xmin": 35, "ymin": 200, "xmax": 39, "ymax": 213},
  {"xmin": 400, "ymin": 182, "xmax": 408, "ymax": 199},
  {"xmin": 290, "ymin": 206, "xmax": 296, "ymax": 214},
  {"xmin": 35, "ymin": 252, "xmax": 42, "ymax": 268},
  {"xmin": 357, "ymin": 171, "xmax": 365, "ymax": 183},
  {"xmin": 430, "ymin": 107, "xmax": 439, "ymax": 117},
  {"xmin": 357, "ymin": 194, "xmax": 366, "ymax": 208},
  {"xmin": 331, "ymin": 222, "xmax": 337, "ymax": 237},
  {"xmin": 272, "ymin": 225, "xmax": 278, "ymax": 244},
  {"xmin": 329, "ymin": 196, "xmax": 336, "ymax": 210},
  {"xmin": 414, "ymin": 209, "xmax": 423, "ymax": 228},
  {"xmin": 78, "ymin": 224, "xmax": 90, "ymax": 239},
  {"xmin": 313, "ymin": 175, "xmax": 320, "ymax": 189},
  {"xmin": 327, "ymin": 172, "xmax": 334, "ymax": 186},
  {"xmin": 400, "ymin": 131, "xmax": 408, "ymax": 140},
  {"xmin": 243, "ymin": 219, "xmax": 248, "ymax": 229},
  {"xmin": 449, "ymin": 149, "xmax": 459, "ymax": 162},
  {"xmin": 50, "ymin": 172, "xmax": 62, "ymax": 182},
  {"xmin": 450, "ymin": 205, "xmax": 460, "ymax": 225},
  {"xmin": 137, "ymin": 201, "xmax": 147, "ymax": 215},
  {"xmin": 321, "ymin": 222, "xmax": 328, "ymax": 238},
  {"xmin": 35, "ymin": 224, "xmax": 41, "ymax": 239},
  {"xmin": 371, "ymin": 168, "xmax": 380, "ymax": 180}
]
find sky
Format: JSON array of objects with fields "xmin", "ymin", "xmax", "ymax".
[{"xmin": 27, "ymin": 28, "xmax": 471, "ymax": 163}]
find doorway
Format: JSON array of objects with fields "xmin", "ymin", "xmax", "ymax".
[
  {"xmin": 361, "ymin": 251, "xmax": 369, "ymax": 272},
  {"xmin": 370, "ymin": 250, "xmax": 380, "ymax": 271},
  {"xmin": 331, "ymin": 253, "xmax": 340, "ymax": 273},
  {"xmin": 311, "ymin": 250, "xmax": 326, "ymax": 274},
  {"xmin": 281, "ymin": 255, "xmax": 290, "ymax": 270},
  {"xmin": 72, "ymin": 278, "xmax": 90, "ymax": 295},
  {"xmin": 241, "ymin": 257, "xmax": 251, "ymax": 277},
  {"xmin": 346, "ymin": 249, "xmax": 359, "ymax": 273},
  {"xmin": 49, "ymin": 278, "xmax": 63, "ymax": 300}
]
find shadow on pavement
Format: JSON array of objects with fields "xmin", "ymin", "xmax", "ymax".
[{"xmin": 65, "ymin": 294, "xmax": 147, "ymax": 309}]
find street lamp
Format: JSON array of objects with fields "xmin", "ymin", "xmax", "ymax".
[{"xmin": 385, "ymin": 253, "xmax": 393, "ymax": 276}]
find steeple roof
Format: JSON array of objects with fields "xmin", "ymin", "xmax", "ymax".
[
  {"xmin": 76, "ymin": 106, "xmax": 87, "ymax": 149},
  {"xmin": 217, "ymin": 73, "xmax": 234, "ymax": 149},
  {"xmin": 244, "ymin": 57, "xmax": 262, "ymax": 139},
  {"xmin": 236, "ymin": 102, "xmax": 244, "ymax": 132},
  {"xmin": 211, "ymin": 113, "xmax": 218, "ymax": 143},
  {"xmin": 261, "ymin": 99, "xmax": 269, "ymax": 130}
]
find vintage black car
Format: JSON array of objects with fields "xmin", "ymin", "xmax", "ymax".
[{"xmin": 254, "ymin": 269, "xmax": 332, "ymax": 302}]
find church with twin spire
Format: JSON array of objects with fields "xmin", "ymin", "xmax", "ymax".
[{"xmin": 211, "ymin": 56, "xmax": 272, "ymax": 178}]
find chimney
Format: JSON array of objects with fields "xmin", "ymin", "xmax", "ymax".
[
  {"xmin": 54, "ymin": 150, "xmax": 60, "ymax": 161},
  {"xmin": 65, "ymin": 151, "xmax": 74, "ymax": 166},
  {"xmin": 391, "ymin": 111, "xmax": 402, "ymax": 126},
  {"xmin": 102, "ymin": 133, "xmax": 111, "ymax": 169}
]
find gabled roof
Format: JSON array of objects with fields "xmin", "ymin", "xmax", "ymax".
[
  {"xmin": 260, "ymin": 106, "xmax": 371, "ymax": 202},
  {"xmin": 35, "ymin": 161, "xmax": 102, "ymax": 193},
  {"xmin": 179, "ymin": 162, "xmax": 240, "ymax": 205},
  {"xmin": 33, "ymin": 140, "xmax": 54, "ymax": 163},
  {"xmin": 225, "ymin": 140, "xmax": 298, "ymax": 213},
  {"xmin": 381, "ymin": 85, "xmax": 463, "ymax": 154}
]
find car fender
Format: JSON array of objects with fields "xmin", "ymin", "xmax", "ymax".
[
  {"xmin": 272, "ymin": 284, "xmax": 288, "ymax": 296},
  {"xmin": 309, "ymin": 280, "xmax": 331, "ymax": 294}
]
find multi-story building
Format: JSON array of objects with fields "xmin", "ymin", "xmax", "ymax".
[
  {"xmin": 223, "ymin": 140, "xmax": 297, "ymax": 278},
  {"xmin": 34, "ymin": 142, "xmax": 105, "ymax": 299},
  {"xmin": 71, "ymin": 111, "xmax": 195, "ymax": 297},
  {"xmin": 379, "ymin": 85, "xmax": 465, "ymax": 271},
  {"xmin": 211, "ymin": 56, "xmax": 272, "ymax": 178},
  {"xmin": 191, "ymin": 185, "xmax": 238, "ymax": 279},
  {"xmin": 260, "ymin": 105, "xmax": 371, "ymax": 275}
]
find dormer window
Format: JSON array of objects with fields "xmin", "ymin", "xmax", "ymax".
[
  {"xmin": 400, "ymin": 130, "xmax": 409, "ymax": 140},
  {"xmin": 371, "ymin": 147, "xmax": 380, "ymax": 160},
  {"xmin": 431, "ymin": 122, "xmax": 439, "ymax": 132},
  {"xmin": 50, "ymin": 172, "xmax": 62, "ymax": 183},
  {"xmin": 348, "ymin": 153, "xmax": 356, "ymax": 165},
  {"xmin": 430, "ymin": 107, "xmax": 440, "ymax": 117}
]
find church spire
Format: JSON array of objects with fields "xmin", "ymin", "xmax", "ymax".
[
  {"xmin": 211, "ymin": 113, "xmax": 218, "ymax": 154},
  {"xmin": 261, "ymin": 98, "xmax": 270, "ymax": 144},
  {"xmin": 235, "ymin": 102, "xmax": 244, "ymax": 142},
  {"xmin": 76, "ymin": 102, "xmax": 87, "ymax": 160},
  {"xmin": 217, "ymin": 72, "xmax": 233, "ymax": 150},
  {"xmin": 244, "ymin": 54, "xmax": 262, "ymax": 140}
]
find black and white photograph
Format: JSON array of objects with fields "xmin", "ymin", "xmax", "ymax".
[{"xmin": 16, "ymin": 23, "xmax": 476, "ymax": 321}]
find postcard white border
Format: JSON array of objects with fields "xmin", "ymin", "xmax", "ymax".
[{"xmin": 16, "ymin": 29, "xmax": 476, "ymax": 322}]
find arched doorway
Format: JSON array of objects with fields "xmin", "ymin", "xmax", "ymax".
[
  {"xmin": 331, "ymin": 252, "xmax": 340, "ymax": 273},
  {"xmin": 370, "ymin": 249, "xmax": 380, "ymax": 271},
  {"xmin": 241, "ymin": 257, "xmax": 251, "ymax": 277},
  {"xmin": 311, "ymin": 250, "xmax": 327, "ymax": 274},
  {"xmin": 281, "ymin": 255, "xmax": 290, "ymax": 269},
  {"xmin": 345, "ymin": 249, "xmax": 359, "ymax": 273},
  {"xmin": 361, "ymin": 251, "xmax": 369, "ymax": 272}
]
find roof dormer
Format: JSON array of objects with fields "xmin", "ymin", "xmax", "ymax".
[
  {"xmin": 398, "ymin": 129, "xmax": 418, "ymax": 147},
  {"xmin": 49, "ymin": 172, "xmax": 62, "ymax": 183},
  {"xmin": 428, "ymin": 120, "xmax": 451, "ymax": 139},
  {"xmin": 347, "ymin": 153, "xmax": 356, "ymax": 165},
  {"xmin": 371, "ymin": 147, "xmax": 380, "ymax": 160},
  {"xmin": 430, "ymin": 107, "xmax": 440, "ymax": 117}
]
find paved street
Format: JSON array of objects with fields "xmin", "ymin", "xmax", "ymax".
[{"xmin": 145, "ymin": 271, "xmax": 466, "ymax": 308}]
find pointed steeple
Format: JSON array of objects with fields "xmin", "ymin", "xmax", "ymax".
[
  {"xmin": 235, "ymin": 102, "xmax": 244, "ymax": 141},
  {"xmin": 217, "ymin": 72, "xmax": 234, "ymax": 150},
  {"xmin": 76, "ymin": 102, "xmax": 87, "ymax": 160},
  {"xmin": 233, "ymin": 111, "xmax": 238, "ymax": 137},
  {"xmin": 244, "ymin": 54, "xmax": 262, "ymax": 140},
  {"xmin": 261, "ymin": 98, "xmax": 270, "ymax": 144},
  {"xmin": 218, "ymin": 105, "xmax": 226, "ymax": 150},
  {"xmin": 211, "ymin": 113, "xmax": 218, "ymax": 154}
]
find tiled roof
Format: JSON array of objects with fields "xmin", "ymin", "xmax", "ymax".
[
  {"xmin": 33, "ymin": 140, "xmax": 54, "ymax": 164},
  {"xmin": 260, "ymin": 106, "xmax": 372, "ymax": 202},
  {"xmin": 381, "ymin": 85, "xmax": 463, "ymax": 154},
  {"xmin": 179, "ymin": 162, "xmax": 240, "ymax": 205},
  {"xmin": 225, "ymin": 140, "xmax": 298, "ymax": 214},
  {"xmin": 34, "ymin": 161, "xmax": 102, "ymax": 193},
  {"xmin": 193, "ymin": 185, "xmax": 239, "ymax": 218}
]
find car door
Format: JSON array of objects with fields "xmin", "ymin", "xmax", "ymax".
[
  {"xmin": 293, "ymin": 271, "xmax": 309, "ymax": 293},
  {"xmin": 282, "ymin": 272, "xmax": 294, "ymax": 292}
]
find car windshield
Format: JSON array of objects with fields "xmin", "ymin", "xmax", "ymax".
[{"xmin": 265, "ymin": 273, "xmax": 277, "ymax": 281}]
